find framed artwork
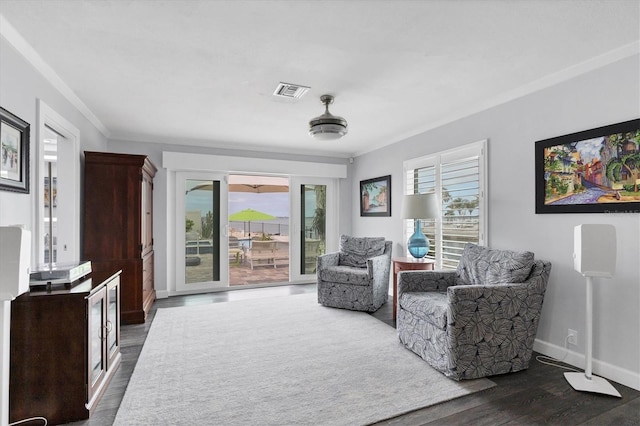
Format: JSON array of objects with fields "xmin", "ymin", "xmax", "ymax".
[
  {"xmin": 0, "ymin": 107, "xmax": 30, "ymax": 193},
  {"xmin": 360, "ymin": 175, "xmax": 391, "ymax": 217},
  {"xmin": 535, "ymin": 118, "xmax": 639, "ymax": 214}
]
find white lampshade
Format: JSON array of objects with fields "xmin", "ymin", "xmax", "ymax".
[{"xmin": 402, "ymin": 193, "xmax": 440, "ymax": 219}]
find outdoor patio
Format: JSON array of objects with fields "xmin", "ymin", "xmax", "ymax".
[
  {"xmin": 186, "ymin": 252, "xmax": 291, "ymax": 286},
  {"xmin": 229, "ymin": 259, "xmax": 290, "ymax": 286}
]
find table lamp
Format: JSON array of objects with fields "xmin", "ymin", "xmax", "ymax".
[{"xmin": 402, "ymin": 193, "xmax": 439, "ymax": 258}]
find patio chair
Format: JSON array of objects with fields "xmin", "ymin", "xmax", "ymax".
[
  {"xmin": 317, "ymin": 235, "xmax": 392, "ymax": 312},
  {"xmin": 274, "ymin": 240, "xmax": 289, "ymax": 267},
  {"xmin": 247, "ymin": 240, "xmax": 277, "ymax": 269},
  {"xmin": 229, "ymin": 236, "xmax": 245, "ymax": 264},
  {"xmin": 397, "ymin": 243, "xmax": 552, "ymax": 380}
]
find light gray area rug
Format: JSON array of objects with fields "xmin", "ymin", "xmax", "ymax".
[{"xmin": 114, "ymin": 293, "xmax": 494, "ymax": 425}]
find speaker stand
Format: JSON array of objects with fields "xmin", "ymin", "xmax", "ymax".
[
  {"xmin": 564, "ymin": 372, "xmax": 621, "ymax": 397},
  {"xmin": 564, "ymin": 276, "xmax": 621, "ymax": 397}
]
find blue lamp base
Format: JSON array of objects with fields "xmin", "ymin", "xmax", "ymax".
[{"xmin": 407, "ymin": 219, "xmax": 430, "ymax": 259}]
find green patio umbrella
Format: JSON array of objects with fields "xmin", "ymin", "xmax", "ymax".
[{"xmin": 228, "ymin": 208, "xmax": 276, "ymax": 236}]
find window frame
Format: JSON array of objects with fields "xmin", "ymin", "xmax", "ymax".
[{"xmin": 403, "ymin": 140, "xmax": 488, "ymax": 269}]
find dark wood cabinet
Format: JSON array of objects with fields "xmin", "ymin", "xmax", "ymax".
[
  {"xmin": 83, "ymin": 151, "xmax": 157, "ymax": 324},
  {"xmin": 9, "ymin": 271, "xmax": 121, "ymax": 425}
]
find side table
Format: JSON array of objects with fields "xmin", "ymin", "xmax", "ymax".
[{"xmin": 392, "ymin": 257, "xmax": 435, "ymax": 319}]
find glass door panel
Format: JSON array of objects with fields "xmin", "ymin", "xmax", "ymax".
[
  {"xmin": 290, "ymin": 177, "xmax": 338, "ymax": 282},
  {"xmin": 176, "ymin": 172, "xmax": 228, "ymax": 292},
  {"xmin": 87, "ymin": 290, "xmax": 105, "ymax": 398},
  {"xmin": 42, "ymin": 128, "xmax": 57, "ymax": 264},
  {"xmin": 185, "ymin": 179, "xmax": 220, "ymax": 284},
  {"xmin": 106, "ymin": 277, "xmax": 120, "ymax": 367},
  {"xmin": 301, "ymin": 184, "xmax": 326, "ymax": 274}
]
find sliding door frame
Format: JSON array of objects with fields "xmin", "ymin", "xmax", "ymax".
[
  {"xmin": 289, "ymin": 177, "xmax": 339, "ymax": 282},
  {"xmin": 174, "ymin": 171, "xmax": 229, "ymax": 293},
  {"xmin": 163, "ymin": 152, "xmax": 347, "ymax": 295}
]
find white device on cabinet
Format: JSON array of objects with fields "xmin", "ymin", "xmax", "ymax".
[{"xmin": 0, "ymin": 226, "xmax": 31, "ymax": 426}]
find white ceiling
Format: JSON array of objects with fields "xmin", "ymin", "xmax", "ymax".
[{"xmin": 1, "ymin": 0, "xmax": 639, "ymax": 157}]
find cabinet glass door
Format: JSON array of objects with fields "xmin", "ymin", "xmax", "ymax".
[
  {"xmin": 87, "ymin": 290, "xmax": 106, "ymax": 401},
  {"xmin": 106, "ymin": 277, "xmax": 120, "ymax": 367}
]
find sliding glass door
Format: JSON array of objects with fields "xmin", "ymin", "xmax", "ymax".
[
  {"xmin": 173, "ymin": 173, "xmax": 338, "ymax": 291},
  {"xmin": 175, "ymin": 172, "xmax": 228, "ymax": 292},
  {"xmin": 290, "ymin": 177, "xmax": 338, "ymax": 282}
]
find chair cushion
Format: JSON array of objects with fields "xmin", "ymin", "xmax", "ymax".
[
  {"xmin": 318, "ymin": 265, "xmax": 371, "ymax": 286},
  {"xmin": 456, "ymin": 243, "xmax": 534, "ymax": 285},
  {"xmin": 400, "ymin": 292, "xmax": 449, "ymax": 330},
  {"xmin": 338, "ymin": 235, "xmax": 386, "ymax": 268}
]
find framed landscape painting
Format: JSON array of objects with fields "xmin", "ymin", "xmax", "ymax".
[
  {"xmin": 535, "ymin": 118, "xmax": 640, "ymax": 214},
  {"xmin": 0, "ymin": 107, "xmax": 30, "ymax": 193},
  {"xmin": 360, "ymin": 175, "xmax": 391, "ymax": 217}
]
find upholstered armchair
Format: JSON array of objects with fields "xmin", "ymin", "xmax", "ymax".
[
  {"xmin": 397, "ymin": 243, "xmax": 552, "ymax": 380},
  {"xmin": 317, "ymin": 235, "xmax": 392, "ymax": 312}
]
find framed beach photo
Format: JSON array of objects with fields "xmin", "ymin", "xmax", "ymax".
[
  {"xmin": 535, "ymin": 118, "xmax": 639, "ymax": 214},
  {"xmin": 0, "ymin": 107, "xmax": 30, "ymax": 193},
  {"xmin": 360, "ymin": 175, "xmax": 391, "ymax": 217}
]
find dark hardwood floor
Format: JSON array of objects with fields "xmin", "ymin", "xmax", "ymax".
[{"xmin": 69, "ymin": 284, "xmax": 639, "ymax": 426}]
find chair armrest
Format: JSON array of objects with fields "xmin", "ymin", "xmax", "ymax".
[
  {"xmin": 366, "ymin": 253, "xmax": 390, "ymax": 274},
  {"xmin": 317, "ymin": 252, "xmax": 339, "ymax": 269},
  {"xmin": 447, "ymin": 282, "xmax": 544, "ymax": 323},
  {"xmin": 398, "ymin": 270, "xmax": 456, "ymax": 299}
]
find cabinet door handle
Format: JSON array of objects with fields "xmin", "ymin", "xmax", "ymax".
[{"xmin": 105, "ymin": 320, "xmax": 113, "ymax": 334}]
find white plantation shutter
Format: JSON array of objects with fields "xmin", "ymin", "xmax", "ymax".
[{"xmin": 404, "ymin": 140, "xmax": 487, "ymax": 269}]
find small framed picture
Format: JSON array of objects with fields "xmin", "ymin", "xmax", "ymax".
[
  {"xmin": 535, "ymin": 118, "xmax": 639, "ymax": 214},
  {"xmin": 0, "ymin": 107, "xmax": 30, "ymax": 193},
  {"xmin": 360, "ymin": 175, "xmax": 391, "ymax": 217}
]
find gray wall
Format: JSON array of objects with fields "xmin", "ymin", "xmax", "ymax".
[
  {"xmin": 351, "ymin": 54, "xmax": 639, "ymax": 387},
  {"xmin": 0, "ymin": 36, "xmax": 107, "ymax": 245}
]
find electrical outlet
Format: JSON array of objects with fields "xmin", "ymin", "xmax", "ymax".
[{"xmin": 568, "ymin": 329, "xmax": 578, "ymax": 346}]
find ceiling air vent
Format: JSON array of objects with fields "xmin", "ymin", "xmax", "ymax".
[{"xmin": 273, "ymin": 82, "xmax": 310, "ymax": 99}]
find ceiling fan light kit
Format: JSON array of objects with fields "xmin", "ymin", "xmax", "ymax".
[{"xmin": 309, "ymin": 94, "xmax": 348, "ymax": 140}]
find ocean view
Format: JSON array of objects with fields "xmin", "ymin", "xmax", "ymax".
[{"xmin": 229, "ymin": 217, "xmax": 321, "ymax": 239}]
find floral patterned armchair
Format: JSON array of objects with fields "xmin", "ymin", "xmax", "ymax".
[
  {"xmin": 317, "ymin": 235, "xmax": 392, "ymax": 312},
  {"xmin": 397, "ymin": 243, "xmax": 552, "ymax": 380}
]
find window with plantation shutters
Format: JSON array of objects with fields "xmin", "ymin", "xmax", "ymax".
[{"xmin": 404, "ymin": 140, "xmax": 487, "ymax": 269}]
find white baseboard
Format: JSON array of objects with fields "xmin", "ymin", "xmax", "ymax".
[
  {"xmin": 534, "ymin": 338, "xmax": 640, "ymax": 391},
  {"xmin": 155, "ymin": 290, "xmax": 169, "ymax": 299}
]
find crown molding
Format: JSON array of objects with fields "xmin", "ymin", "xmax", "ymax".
[
  {"xmin": 0, "ymin": 14, "xmax": 110, "ymax": 138},
  {"xmin": 355, "ymin": 40, "xmax": 640, "ymax": 157}
]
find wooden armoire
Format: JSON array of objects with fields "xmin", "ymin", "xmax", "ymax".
[{"xmin": 83, "ymin": 151, "xmax": 157, "ymax": 324}]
